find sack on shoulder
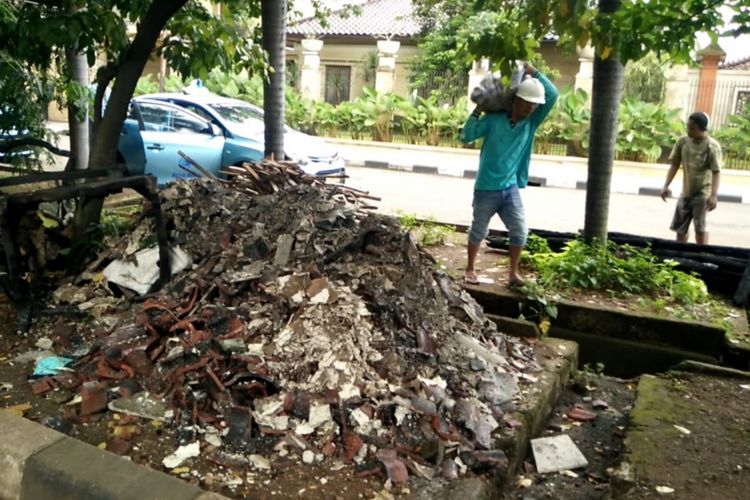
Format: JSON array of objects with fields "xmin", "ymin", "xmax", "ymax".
[{"xmin": 469, "ymin": 68, "xmax": 523, "ymax": 113}]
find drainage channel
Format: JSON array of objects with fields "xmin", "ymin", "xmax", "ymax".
[{"xmin": 467, "ymin": 284, "xmax": 750, "ymax": 379}]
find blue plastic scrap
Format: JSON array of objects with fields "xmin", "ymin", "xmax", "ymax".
[{"xmin": 32, "ymin": 356, "xmax": 74, "ymax": 377}]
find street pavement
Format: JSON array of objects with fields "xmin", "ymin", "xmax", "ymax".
[
  {"xmin": 327, "ymin": 138, "xmax": 750, "ymax": 203},
  {"xmin": 344, "ymin": 165, "xmax": 750, "ymax": 248}
]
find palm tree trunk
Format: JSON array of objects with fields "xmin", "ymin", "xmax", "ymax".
[
  {"xmin": 583, "ymin": 0, "xmax": 624, "ymax": 244},
  {"xmin": 261, "ymin": 0, "xmax": 286, "ymax": 160}
]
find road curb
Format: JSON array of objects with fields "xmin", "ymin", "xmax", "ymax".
[
  {"xmin": 0, "ymin": 411, "xmax": 228, "ymax": 500},
  {"xmin": 352, "ymin": 160, "xmax": 746, "ymax": 204}
]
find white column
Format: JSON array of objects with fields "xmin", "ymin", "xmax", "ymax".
[
  {"xmin": 664, "ymin": 64, "xmax": 690, "ymax": 121},
  {"xmin": 300, "ymin": 38, "xmax": 323, "ymax": 101},
  {"xmin": 375, "ymin": 40, "xmax": 400, "ymax": 94},
  {"xmin": 575, "ymin": 44, "xmax": 595, "ymax": 105},
  {"xmin": 467, "ymin": 58, "xmax": 491, "ymax": 112}
]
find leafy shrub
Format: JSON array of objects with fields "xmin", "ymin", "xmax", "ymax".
[
  {"xmin": 527, "ymin": 239, "xmax": 708, "ymax": 305},
  {"xmin": 616, "ymin": 98, "xmax": 683, "ymax": 162},
  {"xmin": 714, "ymin": 106, "xmax": 750, "ymax": 169},
  {"xmin": 524, "ymin": 233, "xmax": 552, "ymax": 255},
  {"xmin": 134, "ymin": 75, "xmax": 159, "ymax": 96},
  {"xmin": 540, "ymin": 86, "xmax": 590, "ymax": 157}
]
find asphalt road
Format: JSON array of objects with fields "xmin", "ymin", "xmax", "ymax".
[{"xmin": 345, "ymin": 166, "xmax": 750, "ymax": 248}]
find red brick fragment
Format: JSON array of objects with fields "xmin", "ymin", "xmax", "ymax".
[
  {"xmin": 53, "ymin": 373, "xmax": 81, "ymax": 390},
  {"xmin": 568, "ymin": 407, "xmax": 598, "ymax": 422},
  {"xmin": 106, "ymin": 438, "xmax": 132, "ymax": 455},
  {"xmin": 31, "ymin": 377, "xmax": 55, "ymax": 396},
  {"xmin": 375, "ymin": 448, "xmax": 409, "ymax": 483},
  {"xmin": 80, "ymin": 381, "xmax": 108, "ymax": 416},
  {"xmin": 123, "ymin": 350, "xmax": 153, "ymax": 376},
  {"xmin": 322, "ymin": 442, "xmax": 336, "ymax": 457}
]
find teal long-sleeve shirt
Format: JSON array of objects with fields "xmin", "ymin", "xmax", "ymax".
[{"xmin": 460, "ymin": 72, "xmax": 558, "ymax": 191}]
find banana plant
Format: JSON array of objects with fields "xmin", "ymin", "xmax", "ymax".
[
  {"xmin": 395, "ymin": 99, "xmax": 427, "ymax": 144},
  {"xmin": 358, "ymin": 87, "xmax": 402, "ymax": 142}
]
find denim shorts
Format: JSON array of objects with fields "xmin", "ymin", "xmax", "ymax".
[{"xmin": 469, "ymin": 186, "xmax": 528, "ymax": 246}]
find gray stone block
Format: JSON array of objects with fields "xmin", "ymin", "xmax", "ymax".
[
  {"xmin": 21, "ymin": 438, "xmax": 203, "ymax": 500},
  {"xmin": 718, "ymin": 193, "xmax": 742, "ymax": 204},
  {"xmin": 528, "ymin": 176, "xmax": 547, "ymax": 187},
  {"xmin": 412, "ymin": 165, "xmax": 439, "ymax": 175},
  {"xmin": 0, "ymin": 412, "xmax": 65, "ymax": 500},
  {"xmin": 363, "ymin": 160, "xmax": 389, "ymax": 169},
  {"xmin": 638, "ymin": 187, "xmax": 664, "ymax": 197}
]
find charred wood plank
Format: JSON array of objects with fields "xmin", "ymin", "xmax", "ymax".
[{"xmin": 0, "ymin": 166, "xmax": 125, "ymax": 189}]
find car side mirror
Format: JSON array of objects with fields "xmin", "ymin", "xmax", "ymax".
[{"xmin": 209, "ymin": 123, "xmax": 223, "ymax": 137}]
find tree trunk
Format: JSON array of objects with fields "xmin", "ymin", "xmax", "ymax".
[
  {"xmin": 73, "ymin": 0, "xmax": 188, "ymax": 241},
  {"xmin": 65, "ymin": 1, "xmax": 89, "ymax": 171},
  {"xmin": 583, "ymin": 0, "xmax": 624, "ymax": 244},
  {"xmin": 261, "ymin": 0, "xmax": 286, "ymax": 159}
]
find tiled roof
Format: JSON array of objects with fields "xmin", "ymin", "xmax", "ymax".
[
  {"xmin": 288, "ymin": 0, "xmax": 422, "ymax": 38},
  {"xmin": 721, "ymin": 55, "xmax": 750, "ymax": 70}
]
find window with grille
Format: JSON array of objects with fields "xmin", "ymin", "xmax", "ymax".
[{"xmin": 324, "ymin": 66, "xmax": 351, "ymax": 105}]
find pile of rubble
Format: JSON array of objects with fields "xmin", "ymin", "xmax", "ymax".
[{"xmin": 26, "ymin": 161, "xmax": 541, "ymax": 491}]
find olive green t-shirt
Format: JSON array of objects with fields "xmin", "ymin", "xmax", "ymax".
[{"xmin": 669, "ymin": 135, "xmax": 722, "ymax": 198}]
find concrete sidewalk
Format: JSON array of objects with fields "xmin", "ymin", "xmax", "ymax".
[{"xmin": 325, "ymin": 138, "xmax": 750, "ymax": 204}]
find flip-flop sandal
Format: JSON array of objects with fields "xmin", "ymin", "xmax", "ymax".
[
  {"xmin": 464, "ymin": 275, "xmax": 494, "ymax": 285},
  {"xmin": 507, "ymin": 279, "xmax": 526, "ymax": 289}
]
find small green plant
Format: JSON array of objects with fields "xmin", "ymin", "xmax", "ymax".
[
  {"xmin": 396, "ymin": 212, "xmax": 454, "ymax": 246},
  {"xmin": 99, "ymin": 208, "xmax": 135, "ymax": 238},
  {"xmin": 419, "ymin": 221, "xmax": 454, "ymax": 246},
  {"xmin": 397, "ymin": 211, "xmax": 420, "ymax": 231},
  {"xmin": 518, "ymin": 279, "xmax": 558, "ymax": 323},
  {"xmin": 521, "ymin": 235, "xmax": 551, "ymax": 267}
]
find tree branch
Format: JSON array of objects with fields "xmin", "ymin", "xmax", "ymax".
[{"xmin": 0, "ymin": 138, "xmax": 70, "ymax": 157}]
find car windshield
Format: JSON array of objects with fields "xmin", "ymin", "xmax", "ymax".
[
  {"xmin": 208, "ymin": 101, "xmax": 292, "ymax": 135},
  {"xmin": 210, "ymin": 103, "xmax": 263, "ymax": 124}
]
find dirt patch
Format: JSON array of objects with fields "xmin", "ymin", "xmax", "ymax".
[
  {"xmin": 501, "ymin": 375, "xmax": 636, "ymax": 499},
  {"xmin": 623, "ymin": 373, "xmax": 750, "ymax": 500}
]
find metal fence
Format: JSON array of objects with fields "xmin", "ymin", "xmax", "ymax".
[
  {"xmin": 394, "ymin": 69, "xmax": 467, "ymax": 104},
  {"xmin": 686, "ymin": 78, "xmax": 750, "ymax": 127}
]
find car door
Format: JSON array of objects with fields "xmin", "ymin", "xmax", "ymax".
[{"xmin": 135, "ymin": 101, "xmax": 225, "ymax": 184}]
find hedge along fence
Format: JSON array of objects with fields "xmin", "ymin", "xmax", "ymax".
[{"xmin": 140, "ymin": 72, "xmax": 750, "ymax": 171}]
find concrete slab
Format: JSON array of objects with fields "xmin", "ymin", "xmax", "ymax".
[
  {"xmin": 531, "ymin": 434, "xmax": 589, "ymax": 473},
  {"xmin": 0, "ymin": 412, "xmax": 65, "ymax": 500}
]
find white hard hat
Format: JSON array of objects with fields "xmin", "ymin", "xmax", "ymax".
[{"xmin": 516, "ymin": 76, "xmax": 545, "ymax": 104}]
